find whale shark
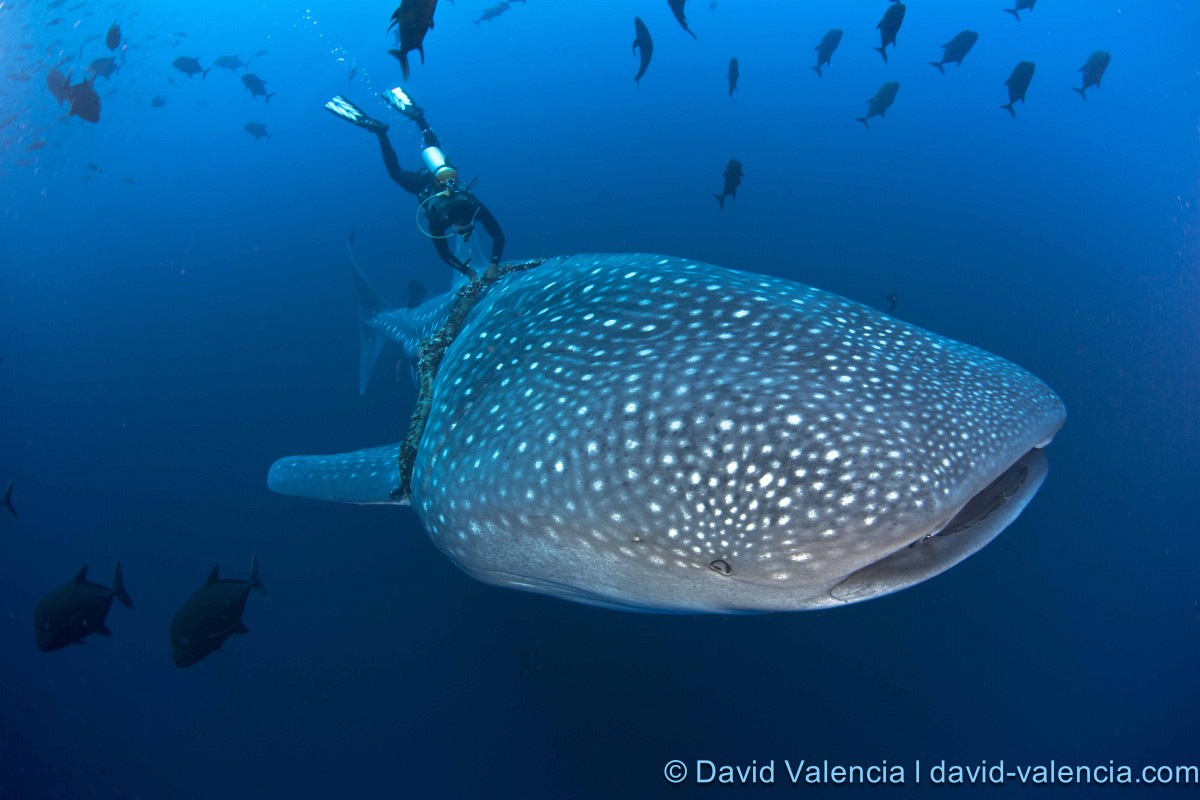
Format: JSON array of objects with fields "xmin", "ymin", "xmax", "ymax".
[{"xmin": 269, "ymin": 253, "xmax": 1065, "ymax": 613}]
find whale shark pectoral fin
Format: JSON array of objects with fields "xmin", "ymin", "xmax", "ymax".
[
  {"xmin": 267, "ymin": 444, "xmax": 409, "ymax": 506},
  {"xmin": 830, "ymin": 448, "xmax": 1048, "ymax": 604}
]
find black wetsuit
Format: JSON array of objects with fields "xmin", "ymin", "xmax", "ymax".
[{"xmin": 375, "ymin": 116, "xmax": 505, "ymax": 277}]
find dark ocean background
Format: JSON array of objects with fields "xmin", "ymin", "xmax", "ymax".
[{"xmin": 1, "ymin": 0, "xmax": 1198, "ymax": 797}]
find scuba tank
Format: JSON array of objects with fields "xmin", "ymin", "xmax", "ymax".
[{"xmin": 421, "ymin": 146, "xmax": 458, "ymax": 188}]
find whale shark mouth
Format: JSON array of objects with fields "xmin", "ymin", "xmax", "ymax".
[{"xmin": 829, "ymin": 447, "xmax": 1049, "ymax": 604}]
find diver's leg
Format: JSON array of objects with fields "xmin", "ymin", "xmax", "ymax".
[
  {"xmin": 381, "ymin": 87, "xmax": 441, "ymax": 148},
  {"xmin": 376, "ymin": 131, "xmax": 426, "ymax": 195}
]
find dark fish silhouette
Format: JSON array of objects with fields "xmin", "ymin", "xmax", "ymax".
[
  {"xmin": 241, "ymin": 73, "xmax": 275, "ymax": 103},
  {"xmin": 35, "ymin": 563, "xmax": 133, "ymax": 651},
  {"xmin": 1004, "ymin": 0, "xmax": 1037, "ymax": 22},
  {"xmin": 726, "ymin": 57, "xmax": 739, "ymax": 97},
  {"xmin": 713, "ymin": 158, "xmax": 742, "ymax": 210},
  {"xmin": 1073, "ymin": 50, "xmax": 1110, "ymax": 101},
  {"xmin": 87, "ymin": 56, "xmax": 120, "ymax": 80},
  {"xmin": 812, "ymin": 28, "xmax": 842, "ymax": 78},
  {"xmin": 67, "ymin": 78, "xmax": 101, "ymax": 123},
  {"xmin": 668, "ymin": 0, "xmax": 697, "ymax": 39},
  {"xmin": 171, "ymin": 56, "xmax": 209, "ymax": 79},
  {"xmin": 474, "ymin": 0, "xmax": 524, "ymax": 25},
  {"xmin": 1, "ymin": 481, "xmax": 16, "ymax": 518},
  {"xmin": 1002, "ymin": 61, "xmax": 1035, "ymax": 117},
  {"xmin": 874, "ymin": 2, "xmax": 906, "ymax": 63},
  {"xmin": 170, "ymin": 556, "xmax": 267, "ymax": 668},
  {"xmin": 387, "ymin": 0, "xmax": 438, "ymax": 81},
  {"xmin": 633, "ymin": 17, "xmax": 653, "ymax": 85},
  {"xmin": 105, "ymin": 21, "xmax": 120, "ymax": 51},
  {"xmin": 245, "ymin": 121, "xmax": 271, "ymax": 140},
  {"xmin": 46, "ymin": 67, "xmax": 71, "ymax": 103},
  {"xmin": 347, "ymin": 66, "xmax": 357, "ymax": 84},
  {"xmin": 213, "ymin": 54, "xmax": 254, "ymax": 71},
  {"xmin": 6, "ymin": 72, "xmax": 33, "ymax": 81},
  {"xmin": 857, "ymin": 80, "xmax": 899, "ymax": 129},
  {"xmin": 930, "ymin": 30, "xmax": 978, "ymax": 74},
  {"xmin": 150, "ymin": 95, "xmax": 166, "ymax": 108},
  {"xmin": 886, "ymin": 291, "xmax": 898, "ymax": 313}
]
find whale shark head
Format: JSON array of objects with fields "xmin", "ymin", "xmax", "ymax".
[{"xmin": 270, "ymin": 253, "xmax": 1065, "ymax": 613}]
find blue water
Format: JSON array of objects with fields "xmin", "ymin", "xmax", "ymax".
[{"xmin": 1, "ymin": 0, "xmax": 1198, "ymax": 797}]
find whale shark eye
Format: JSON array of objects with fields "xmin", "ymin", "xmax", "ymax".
[{"xmin": 710, "ymin": 559, "xmax": 732, "ymax": 576}]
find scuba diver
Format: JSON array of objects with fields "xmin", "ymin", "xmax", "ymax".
[{"xmin": 324, "ymin": 88, "xmax": 505, "ymax": 281}]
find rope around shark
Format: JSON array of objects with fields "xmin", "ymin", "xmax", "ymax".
[{"xmin": 393, "ymin": 257, "xmax": 547, "ymax": 501}]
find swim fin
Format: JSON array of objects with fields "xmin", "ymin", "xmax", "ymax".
[
  {"xmin": 323, "ymin": 96, "xmax": 388, "ymax": 134},
  {"xmin": 381, "ymin": 86, "xmax": 423, "ymax": 120}
]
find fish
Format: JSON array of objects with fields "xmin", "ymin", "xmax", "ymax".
[
  {"xmin": 46, "ymin": 17, "xmax": 63, "ymax": 26},
  {"xmin": 150, "ymin": 95, "xmax": 166, "ymax": 108},
  {"xmin": 886, "ymin": 291, "xmax": 898, "ymax": 313},
  {"xmin": 874, "ymin": 2, "xmax": 906, "ymax": 63},
  {"xmin": 632, "ymin": 17, "xmax": 653, "ymax": 86},
  {"xmin": 35, "ymin": 563, "xmax": 133, "ymax": 651},
  {"xmin": 46, "ymin": 67, "xmax": 71, "ymax": 103},
  {"xmin": 474, "ymin": 0, "xmax": 524, "ymax": 25},
  {"xmin": 667, "ymin": 0, "xmax": 697, "ymax": 39},
  {"xmin": 387, "ymin": 0, "xmax": 438, "ymax": 80},
  {"xmin": 857, "ymin": 80, "xmax": 899, "ymax": 129},
  {"xmin": 1073, "ymin": 50, "xmax": 1110, "ymax": 101},
  {"xmin": 66, "ymin": 77, "xmax": 101, "ymax": 123},
  {"xmin": 6, "ymin": 72, "xmax": 33, "ymax": 82},
  {"xmin": 170, "ymin": 556, "xmax": 267, "ymax": 667},
  {"xmin": 213, "ymin": 54, "xmax": 254, "ymax": 71},
  {"xmin": 268, "ymin": 253, "xmax": 1064, "ymax": 614},
  {"xmin": 1003, "ymin": 0, "xmax": 1037, "ymax": 22},
  {"xmin": 105, "ymin": 21, "xmax": 120, "ymax": 51},
  {"xmin": 24, "ymin": 140, "xmax": 46, "ymax": 152},
  {"xmin": 929, "ymin": 30, "xmax": 978, "ymax": 74},
  {"xmin": 244, "ymin": 121, "xmax": 271, "ymax": 140},
  {"xmin": 713, "ymin": 158, "xmax": 742, "ymax": 210},
  {"xmin": 86, "ymin": 56, "xmax": 119, "ymax": 80},
  {"xmin": 347, "ymin": 66, "xmax": 357, "ymax": 84},
  {"xmin": 726, "ymin": 57, "xmax": 738, "ymax": 98},
  {"xmin": 171, "ymin": 56, "xmax": 209, "ymax": 79},
  {"xmin": 1002, "ymin": 61, "xmax": 1035, "ymax": 117},
  {"xmin": 812, "ymin": 28, "xmax": 842, "ymax": 78},
  {"xmin": 240, "ymin": 73, "xmax": 274, "ymax": 103},
  {"xmin": 1, "ymin": 481, "xmax": 15, "ymax": 518}
]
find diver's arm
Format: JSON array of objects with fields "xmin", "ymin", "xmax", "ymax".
[
  {"xmin": 474, "ymin": 202, "xmax": 506, "ymax": 265},
  {"xmin": 376, "ymin": 131, "xmax": 426, "ymax": 196},
  {"xmin": 430, "ymin": 221, "xmax": 476, "ymax": 278}
]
